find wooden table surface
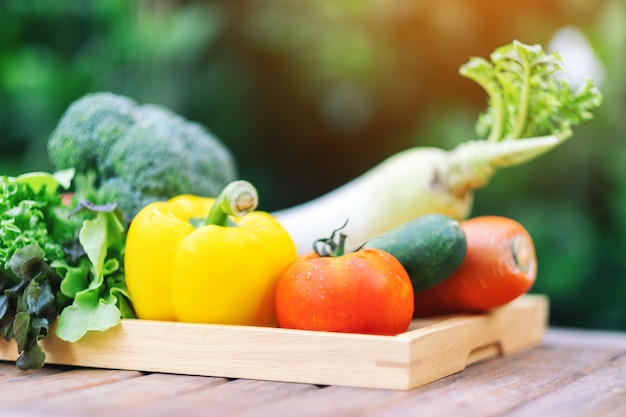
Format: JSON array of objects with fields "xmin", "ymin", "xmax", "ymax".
[{"xmin": 1, "ymin": 327, "xmax": 624, "ymax": 417}]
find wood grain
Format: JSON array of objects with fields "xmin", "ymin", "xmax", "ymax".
[
  {"xmin": 0, "ymin": 326, "xmax": 624, "ymax": 417},
  {"xmin": 0, "ymin": 368, "xmax": 143, "ymax": 405},
  {"xmin": 501, "ymin": 351, "xmax": 626, "ymax": 417}
]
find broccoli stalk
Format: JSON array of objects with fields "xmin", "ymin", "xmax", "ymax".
[{"xmin": 47, "ymin": 92, "xmax": 238, "ymax": 218}]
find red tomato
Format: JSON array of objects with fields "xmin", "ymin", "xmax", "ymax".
[{"xmin": 275, "ymin": 248, "xmax": 414, "ymax": 336}]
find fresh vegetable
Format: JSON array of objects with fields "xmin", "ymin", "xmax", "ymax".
[
  {"xmin": 52, "ymin": 200, "xmax": 134, "ymax": 342},
  {"xmin": 412, "ymin": 216, "xmax": 536, "ymax": 317},
  {"xmin": 275, "ymin": 222, "xmax": 414, "ymax": 335},
  {"xmin": 272, "ymin": 41, "xmax": 603, "ymax": 254},
  {"xmin": 0, "ymin": 170, "xmax": 133, "ymax": 369},
  {"xmin": 47, "ymin": 92, "xmax": 238, "ymax": 218},
  {"xmin": 361, "ymin": 213, "xmax": 467, "ymax": 293},
  {"xmin": 124, "ymin": 180, "xmax": 297, "ymax": 326}
]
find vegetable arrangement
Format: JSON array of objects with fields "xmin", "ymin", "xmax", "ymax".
[
  {"xmin": 0, "ymin": 40, "xmax": 603, "ymax": 371},
  {"xmin": 272, "ymin": 41, "xmax": 603, "ymax": 254}
]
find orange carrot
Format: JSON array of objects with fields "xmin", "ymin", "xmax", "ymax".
[{"xmin": 412, "ymin": 215, "xmax": 537, "ymax": 317}]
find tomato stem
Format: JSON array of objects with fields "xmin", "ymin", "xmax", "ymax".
[
  {"xmin": 205, "ymin": 180, "xmax": 258, "ymax": 227},
  {"xmin": 313, "ymin": 219, "xmax": 350, "ymax": 257}
]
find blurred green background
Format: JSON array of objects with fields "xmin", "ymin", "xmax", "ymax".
[{"xmin": 1, "ymin": 0, "xmax": 624, "ymax": 330}]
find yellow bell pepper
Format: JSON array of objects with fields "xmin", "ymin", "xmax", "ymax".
[{"xmin": 124, "ymin": 180, "xmax": 297, "ymax": 326}]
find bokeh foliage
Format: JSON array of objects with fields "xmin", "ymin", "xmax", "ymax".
[{"xmin": 1, "ymin": 0, "xmax": 624, "ymax": 329}]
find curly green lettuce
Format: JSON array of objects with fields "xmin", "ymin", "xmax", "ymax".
[{"xmin": 0, "ymin": 171, "xmax": 134, "ymax": 369}]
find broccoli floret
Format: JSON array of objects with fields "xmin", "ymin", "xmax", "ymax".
[
  {"xmin": 47, "ymin": 92, "xmax": 238, "ymax": 218},
  {"xmin": 48, "ymin": 93, "xmax": 137, "ymax": 174}
]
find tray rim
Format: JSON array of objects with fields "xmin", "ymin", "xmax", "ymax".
[{"xmin": 0, "ymin": 294, "xmax": 549, "ymax": 390}]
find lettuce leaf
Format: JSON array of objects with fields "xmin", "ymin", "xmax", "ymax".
[{"xmin": 55, "ymin": 203, "xmax": 134, "ymax": 342}]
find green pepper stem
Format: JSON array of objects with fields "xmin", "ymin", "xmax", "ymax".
[{"xmin": 204, "ymin": 180, "xmax": 259, "ymax": 227}]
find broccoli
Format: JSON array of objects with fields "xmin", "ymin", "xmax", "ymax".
[{"xmin": 47, "ymin": 92, "xmax": 238, "ymax": 218}]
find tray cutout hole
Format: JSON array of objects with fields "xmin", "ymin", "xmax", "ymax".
[{"xmin": 467, "ymin": 341, "xmax": 503, "ymax": 366}]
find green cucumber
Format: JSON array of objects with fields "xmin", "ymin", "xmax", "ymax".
[{"xmin": 361, "ymin": 213, "xmax": 467, "ymax": 292}]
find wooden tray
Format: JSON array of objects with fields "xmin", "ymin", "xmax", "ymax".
[{"xmin": 0, "ymin": 294, "xmax": 548, "ymax": 390}]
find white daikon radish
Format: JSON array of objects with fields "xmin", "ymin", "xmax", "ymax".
[{"xmin": 273, "ymin": 41, "xmax": 602, "ymax": 254}]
